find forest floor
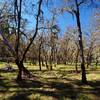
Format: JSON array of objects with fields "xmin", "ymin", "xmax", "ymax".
[{"xmin": 0, "ymin": 62, "xmax": 100, "ymax": 100}]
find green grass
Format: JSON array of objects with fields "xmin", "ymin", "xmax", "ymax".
[{"xmin": 0, "ymin": 62, "xmax": 100, "ymax": 100}]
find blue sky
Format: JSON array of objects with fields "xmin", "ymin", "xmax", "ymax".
[
  {"xmin": 42, "ymin": 3, "xmax": 93, "ymax": 36},
  {"xmin": 56, "ymin": 8, "xmax": 92, "ymax": 34},
  {"xmin": 0, "ymin": 0, "xmax": 98, "ymax": 36},
  {"xmin": 23, "ymin": 0, "xmax": 94, "ymax": 37}
]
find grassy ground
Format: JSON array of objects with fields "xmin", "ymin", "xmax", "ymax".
[{"xmin": 0, "ymin": 62, "xmax": 100, "ymax": 100}]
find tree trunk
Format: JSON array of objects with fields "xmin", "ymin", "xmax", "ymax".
[
  {"xmin": 95, "ymin": 60, "xmax": 98, "ymax": 68},
  {"xmin": 50, "ymin": 48, "xmax": 53, "ymax": 70},
  {"xmin": 50, "ymin": 57, "xmax": 53, "ymax": 70},
  {"xmin": 44, "ymin": 53, "xmax": 49, "ymax": 70},
  {"xmin": 75, "ymin": 49, "xmax": 79, "ymax": 73},
  {"xmin": 15, "ymin": 60, "xmax": 31, "ymax": 80},
  {"xmin": 17, "ymin": 66, "xmax": 22, "ymax": 80},
  {"xmin": 39, "ymin": 45, "xmax": 42, "ymax": 71},
  {"xmin": 75, "ymin": 0, "xmax": 87, "ymax": 84},
  {"xmin": 87, "ymin": 57, "xmax": 89, "ymax": 69},
  {"xmin": 50, "ymin": 55, "xmax": 53, "ymax": 70},
  {"xmin": 15, "ymin": 60, "xmax": 22, "ymax": 80},
  {"xmin": 45, "ymin": 60, "xmax": 48, "ymax": 70},
  {"xmin": 41, "ymin": 59, "xmax": 45, "ymax": 66},
  {"xmin": 95, "ymin": 56, "xmax": 98, "ymax": 68},
  {"xmin": 87, "ymin": 53, "xmax": 92, "ymax": 68}
]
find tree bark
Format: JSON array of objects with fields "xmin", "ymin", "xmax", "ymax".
[
  {"xmin": 87, "ymin": 54, "xmax": 92, "ymax": 68},
  {"xmin": 39, "ymin": 45, "xmax": 42, "ymax": 71},
  {"xmin": 41, "ymin": 59, "xmax": 45, "ymax": 66},
  {"xmin": 75, "ymin": 0, "xmax": 87, "ymax": 84},
  {"xmin": 44, "ymin": 53, "xmax": 49, "ymax": 70},
  {"xmin": 15, "ymin": 59, "xmax": 22, "ymax": 80},
  {"xmin": 15, "ymin": 60, "xmax": 31, "ymax": 81},
  {"xmin": 75, "ymin": 49, "xmax": 79, "ymax": 73},
  {"xmin": 50, "ymin": 48, "xmax": 53, "ymax": 70},
  {"xmin": 95, "ymin": 56, "xmax": 98, "ymax": 68},
  {"xmin": 45, "ymin": 60, "xmax": 48, "ymax": 70}
]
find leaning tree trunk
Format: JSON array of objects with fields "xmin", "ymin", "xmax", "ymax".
[
  {"xmin": 15, "ymin": 59, "xmax": 31, "ymax": 80},
  {"xmin": 75, "ymin": 1, "xmax": 87, "ymax": 84},
  {"xmin": 15, "ymin": 59, "xmax": 22, "ymax": 80}
]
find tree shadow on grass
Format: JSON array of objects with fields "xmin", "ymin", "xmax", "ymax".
[
  {"xmin": 0, "ymin": 75, "xmax": 80, "ymax": 100},
  {"xmin": 88, "ymin": 80, "xmax": 100, "ymax": 97},
  {"xmin": 64, "ymin": 78, "xmax": 100, "ymax": 99},
  {"xmin": 0, "ymin": 77, "xmax": 8, "ymax": 90},
  {"xmin": 8, "ymin": 81, "xmax": 79, "ymax": 100},
  {"xmin": 7, "ymin": 91, "xmax": 55, "ymax": 100},
  {"xmin": 15, "ymin": 79, "xmax": 43, "ymax": 88},
  {"xmin": 45, "ymin": 81, "xmax": 79, "ymax": 99},
  {"xmin": 0, "ymin": 74, "xmax": 100, "ymax": 100},
  {"xmin": 9, "ymin": 92, "xmax": 30, "ymax": 100}
]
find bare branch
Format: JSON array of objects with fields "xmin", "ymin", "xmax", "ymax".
[
  {"xmin": 15, "ymin": 0, "xmax": 22, "ymax": 59},
  {"xmin": 62, "ymin": 7, "xmax": 75, "ymax": 19},
  {"xmin": 0, "ymin": 30, "xmax": 15, "ymax": 56},
  {"xmin": 78, "ymin": 0, "xmax": 84, "ymax": 6},
  {"xmin": 21, "ymin": 0, "xmax": 43, "ymax": 62},
  {"xmin": 38, "ymin": 27, "xmax": 51, "ymax": 30}
]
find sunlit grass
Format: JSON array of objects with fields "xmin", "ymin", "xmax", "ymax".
[{"xmin": 0, "ymin": 62, "xmax": 100, "ymax": 100}]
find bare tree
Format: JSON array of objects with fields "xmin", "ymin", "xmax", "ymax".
[
  {"xmin": 60, "ymin": 0, "xmax": 94, "ymax": 84},
  {"xmin": 0, "ymin": 0, "xmax": 43, "ymax": 80}
]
